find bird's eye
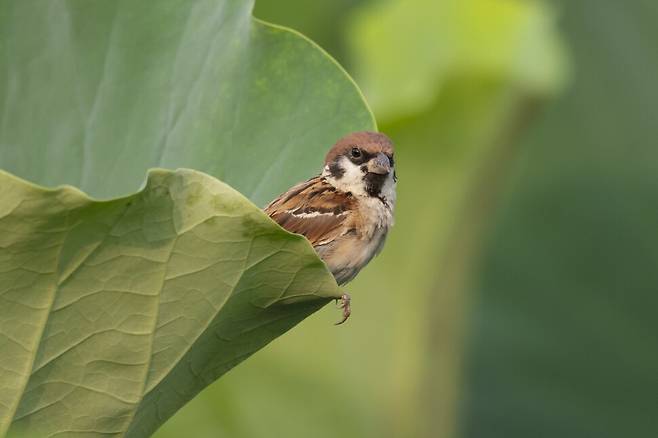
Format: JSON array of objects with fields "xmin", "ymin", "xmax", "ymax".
[{"xmin": 350, "ymin": 147, "xmax": 362, "ymax": 158}]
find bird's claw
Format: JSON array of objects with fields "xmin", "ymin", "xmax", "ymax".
[{"xmin": 334, "ymin": 293, "xmax": 351, "ymax": 325}]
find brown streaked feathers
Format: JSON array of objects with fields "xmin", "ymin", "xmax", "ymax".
[{"xmin": 265, "ymin": 176, "xmax": 359, "ymax": 247}]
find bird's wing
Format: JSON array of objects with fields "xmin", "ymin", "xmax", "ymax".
[{"xmin": 265, "ymin": 176, "xmax": 356, "ymax": 247}]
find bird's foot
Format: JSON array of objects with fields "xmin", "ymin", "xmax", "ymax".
[{"xmin": 334, "ymin": 293, "xmax": 351, "ymax": 325}]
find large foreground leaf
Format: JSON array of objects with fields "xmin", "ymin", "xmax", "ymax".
[
  {"xmin": 0, "ymin": 169, "xmax": 340, "ymax": 437},
  {"xmin": 0, "ymin": 0, "xmax": 374, "ymax": 206}
]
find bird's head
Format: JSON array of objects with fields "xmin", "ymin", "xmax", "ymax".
[{"xmin": 322, "ymin": 131, "xmax": 396, "ymax": 203}]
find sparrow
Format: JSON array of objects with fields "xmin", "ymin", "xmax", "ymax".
[{"xmin": 265, "ymin": 131, "xmax": 396, "ymax": 324}]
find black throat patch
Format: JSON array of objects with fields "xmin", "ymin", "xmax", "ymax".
[{"xmin": 363, "ymin": 172, "xmax": 387, "ymax": 197}]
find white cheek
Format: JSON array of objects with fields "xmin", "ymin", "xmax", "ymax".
[{"xmin": 323, "ymin": 157, "xmax": 368, "ymax": 196}]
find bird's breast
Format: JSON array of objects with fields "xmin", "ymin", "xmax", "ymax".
[{"xmin": 317, "ymin": 196, "xmax": 394, "ymax": 285}]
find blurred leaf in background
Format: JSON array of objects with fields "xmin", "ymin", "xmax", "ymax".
[
  {"xmin": 157, "ymin": 1, "xmax": 567, "ymax": 438},
  {"xmin": 458, "ymin": 0, "xmax": 658, "ymax": 437},
  {"xmin": 348, "ymin": 1, "xmax": 567, "ymax": 436},
  {"xmin": 349, "ymin": 0, "xmax": 566, "ymax": 120}
]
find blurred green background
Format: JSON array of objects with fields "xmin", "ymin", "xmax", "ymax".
[{"xmin": 154, "ymin": 0, "xmax": 658, "ymax": 437}]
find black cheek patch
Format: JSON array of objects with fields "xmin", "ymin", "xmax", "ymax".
[{"xmin": 329, "ymin": 161, "xmax": 345, "ymax": 179}]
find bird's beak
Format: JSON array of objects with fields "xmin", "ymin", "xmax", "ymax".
[{"xmin": 367, "ymin": 152, "xmax": 391, "ymax": 175}]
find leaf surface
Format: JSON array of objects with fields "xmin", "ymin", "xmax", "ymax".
[
  {"xmin": 0, "ymin": 169, "xmax": 340, "ymax": 437},
  {"xmin": 0, "ymin": 0, "xmax": 374, "ymax": 206}
]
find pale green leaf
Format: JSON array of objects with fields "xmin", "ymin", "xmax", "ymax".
[
  {"xmin": 348, "ymin": 0, "xmax": 567, "ymax": 121},
  {"xmin": 0, "ymin": 169, "xmax": 340, "ymax": 437}
]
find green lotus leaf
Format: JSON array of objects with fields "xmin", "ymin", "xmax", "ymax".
[
  {"xmin": 0, "ymin": 0, "xmax": 374, "ymax": 206},
  {"xmin": 0, "ymin": 169, "xmax": 341, "ymax": 437}
]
